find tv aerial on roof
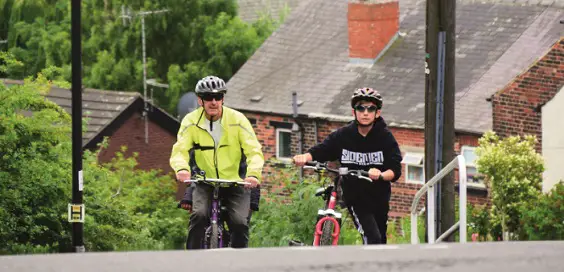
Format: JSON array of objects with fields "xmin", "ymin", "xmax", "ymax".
[
  {"xmin": 120, "ymin": 5, "xmax": 169, "ymax": 144},
  {"xmin": 145, "ymin": 78, "xmax": 169, "ymax": 109}
]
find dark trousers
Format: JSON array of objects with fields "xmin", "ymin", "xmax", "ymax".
[
  {"xmin": 186, "ymin": 184, "xmax": 250, "ymax": 249},
  {"xmin": 347, "ymin": 203, "xmax": 389, "ymax": 244}
]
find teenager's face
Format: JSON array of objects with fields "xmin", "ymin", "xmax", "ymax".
[{"xmin": 352, "ymin": 101, "xmax": 380, "ymax": 126}]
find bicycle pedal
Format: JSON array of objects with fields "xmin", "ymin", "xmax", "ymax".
[{"xmin": 288, "ymin": 240, "xmax": 306, "ymax": 247}]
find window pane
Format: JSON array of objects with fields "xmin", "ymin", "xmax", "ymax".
[
  {"xmin": 466, "ymin": 167, "xmax": 483, "ymax": 183},
  {"xmin": 408, "ymin": 165, "xmax": 424, "ymax": 182},
  {"xmin": 402, "ymin": 152, "xmax": 424, "ymax": 165},
  {"xmin": 278, "ymin": 131, "xmax": 292, "ymax": 158},
  {"xmin": 462, "ymin": 148, "xmax": 477, "ymax": 165}
]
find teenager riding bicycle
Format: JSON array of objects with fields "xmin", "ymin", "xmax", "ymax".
[
  {"xmin": 293, "ymin": 87, "xmax": 402, "ymax": 244},
  {"xmin": 170, "ymin": 75, "xmax": 264, "ymax": 249}
]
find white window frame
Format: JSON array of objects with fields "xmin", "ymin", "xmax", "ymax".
[
  {"xmin": 461, "ymin": 146, "xmax": 485, "ymax": 188},
  {"xmin": 276, "ymin": 128, "xmax": 292, "ymax": 161},
  {"xmin": 402, "ymin": 152, "xmax": 425, "ymax": 184}
]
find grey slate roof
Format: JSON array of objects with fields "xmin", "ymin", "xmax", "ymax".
[
  {"xmin": 2, "ymin": 79, "xmax": 138, "ymax": 146},
  {"xmin": 46, "ymin": 87, "xmax": 139, "ymax": 146},
  {"xmin": 237, "ymin": 0, "xmax": 303, "ymax": 22},
  {"xmin": 227, "ymin": 0, "xmax": 564, "ymax": 133}
]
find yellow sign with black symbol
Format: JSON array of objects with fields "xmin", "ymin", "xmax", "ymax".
[{"xmin": 68, "ymin": 204, "xmax": 85, "ymax": 223}]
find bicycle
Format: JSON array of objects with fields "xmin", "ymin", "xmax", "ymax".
[
  {"xmin": 299, "ymin": 161, "xmax": 372, "ymax": 246},
  {"xmin": 184, "ymin": 170, "xmax": 250, "ymax": 249}
]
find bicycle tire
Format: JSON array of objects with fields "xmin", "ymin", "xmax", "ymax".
[
  {"xmin": 320, "ymin": 220, "xmax": 335, "ymax": 246},
  {"xmin": 209, "ymin": 224, "xmax": 220, "ymax": 249}
]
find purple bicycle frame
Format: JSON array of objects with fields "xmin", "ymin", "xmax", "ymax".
[{"xmin": 204, "ymin": 187, "xmax": 224, "ymax": 248}]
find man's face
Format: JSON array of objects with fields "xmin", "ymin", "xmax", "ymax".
[
  {"xmin": 198, "ymin": 93, "xmax": 224, "ymax": 117},
  {"xmin": 352, "ymin": 100, "xmax": 380, "ymax": 126}
]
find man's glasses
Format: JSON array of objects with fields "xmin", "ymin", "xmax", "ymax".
[
  {"xmin": 201, "ymin": 94, "xmax": 224, "ymax": 101},
  {"xmin": 354, "ymin": 105, "xmax": 378, "ymax": 113}
]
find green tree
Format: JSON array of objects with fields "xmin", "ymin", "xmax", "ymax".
[
  {"xmin": 1, "ymin": 0, "xmax": 285, "ymax": 115},
  {"xmin": 0, "ymin": 74, "xmax": 73, "ymax": 254},
  {"xmin": 0, "ymin": 75, "xmax": 187, "ymax": 254},
  {"xmin": 0, "ymin": 51, "xmax": 23, "ymax": 76},
  {"xmin": 475, "ymin": 131, "xmax": 544, "ymax": 240}
]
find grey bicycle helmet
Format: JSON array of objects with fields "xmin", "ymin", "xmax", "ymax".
[
  {"xmin": 195, "ymin": 76, "xmax": 227, "ymax": 95},
  {"xmin": 351, "ymin": 87, "xmax": 383, "ymax": 109}
]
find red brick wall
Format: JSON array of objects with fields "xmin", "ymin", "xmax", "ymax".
[
  {"xmin": 492, "ymin": 38, "xmax": 564, "ymax": 152},
  {"xmin": 242, "ymin": 111, "xmax": 489, "ymax": 220},
  {"xmin": 97, "ymin": 112, "xmax": 176, "ymax": 175},
  {"xmin": 348, "ymin": 1, "xmax": 399, "ymax": 59}
]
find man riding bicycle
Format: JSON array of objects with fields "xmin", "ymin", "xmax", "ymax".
[
  {"xmin": 179, "ymin": 181, "xmax": 261, "ymax": 224},
  {"xmin": 170, "ymin": 75, "xmax": 264, "ymax": 249},
  {"xmin": 293, "ymin": 87, "xmax": 402, "ymax": 244}
]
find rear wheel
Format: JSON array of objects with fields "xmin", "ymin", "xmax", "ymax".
[{"xmin": 320, "ymin": 219, "xmax": 335, "ymax": 246}]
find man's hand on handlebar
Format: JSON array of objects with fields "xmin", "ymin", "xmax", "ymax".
[
  {"xmin": 244, "ymin": 176, "xmax": 259, "ymax": 189},
  {"xmin": 181, "ymin": 203, "xmax": 193, "ymax": 212},
  {"xmin": 177, "ymin": 170, "xmax": 191, "ymax": 183},
  {"xmin": 292, "ymin": 153, "xmax": 313, "ymax": 167}
]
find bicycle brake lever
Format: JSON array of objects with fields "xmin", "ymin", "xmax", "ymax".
[
  {"xmin": 304, "ymin": 165, "xmax": 325, "ymax": 172},
  {"xmin": 360, "ymin": 176, "xmax": 373, "ymax": 182},
  {"xmin": 350, "ymin": 172, "xmax": 372, "ymax": 182}
]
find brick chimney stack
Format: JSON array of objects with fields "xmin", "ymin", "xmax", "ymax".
[{"xmin": 348, "ymin": 0, "xmax": 400, "ymax": 63}]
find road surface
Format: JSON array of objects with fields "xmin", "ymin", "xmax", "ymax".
[{"xmin": 1, "ymin": 241, "xmax": 563, "ymax": 272}]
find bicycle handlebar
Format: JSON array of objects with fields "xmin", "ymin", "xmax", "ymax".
[
  {"xmin": 182, "ymin": 178, "xmax": 251, "ymax": 186},
  {"xmin": 302, "ymin": 161, "xmax": 372, "ymax": 182}
]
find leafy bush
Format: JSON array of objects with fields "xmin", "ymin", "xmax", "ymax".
[
  {"xmin": 82, "ymin": 143, "xmax": 188, "ymax": 251},
  {"xmin": 387, "ymin": 214, "xmax": 425, "ymax": 244},
  {"xmin": 249, "ymin": 165, "xmax": 361, "ymax": 247},
  {"xmin": 517, "ymin": 182, "xmax": 564, "ymax": 240}
]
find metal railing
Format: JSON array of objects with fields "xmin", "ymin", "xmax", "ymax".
[{"xmin": 410, "ymin": 155, "xmax": 467, "ymax": 244}]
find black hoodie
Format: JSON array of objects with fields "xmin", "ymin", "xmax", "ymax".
[{"xmin": 308, "ymin": 117, "xmax": 402, "ymax": 207}]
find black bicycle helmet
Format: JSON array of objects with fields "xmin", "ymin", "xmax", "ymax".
[
  {"xmin": 351, "ymin": 87, "xmax": 383, "ymax": 109},
  {"xmin": 195, "ymin": 76, "xmax": 227, "ymax": 95}
]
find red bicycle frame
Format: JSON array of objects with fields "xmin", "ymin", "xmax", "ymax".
[
  {"xmin": 312, "ymin": 189, "xmax": 341, "ymax": 246},
  {"xmin": 303, "ymin": 161, "xmax": 370, "ymax": 247}
]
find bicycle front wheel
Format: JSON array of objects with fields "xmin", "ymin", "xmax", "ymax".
[
  {"xmin": 209, "ymin": 224, "xmax": 220, "ymax": 249},
  {"xmin": 320, "ymin": 220, "xmax": 335, "ymax": 246}
]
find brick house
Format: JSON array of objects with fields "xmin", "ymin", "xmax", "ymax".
[
  {"xmin": 492, "ymin": 38, "xmax": 564, "ymax": 193},
  {"xmin": 225, "ymin": 0, "xmax": 563, "ymax": 219},
  {"xmin": 1, "ymin": 78, "xmax": 183, "ymax": 194}
]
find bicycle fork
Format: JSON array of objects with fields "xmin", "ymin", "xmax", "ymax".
[{"xmin": 313, "ymin": 190, "xmax": 342, "ymax": 246}]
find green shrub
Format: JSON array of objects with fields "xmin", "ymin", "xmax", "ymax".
[{"xmin": 517, "ymin": 182, "xmax": 564, "ymax": 240}]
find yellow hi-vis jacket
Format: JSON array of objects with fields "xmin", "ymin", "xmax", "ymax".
[{"xmin": 170, "ymin": 106, "xmax": 264, "ymax": 182}]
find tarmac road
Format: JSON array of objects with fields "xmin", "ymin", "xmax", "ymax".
[{"xmin": 1, "ymin": 241, "xmax": 563, "ymax": 272}]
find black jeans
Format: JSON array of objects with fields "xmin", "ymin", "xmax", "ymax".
[
  {"xmin": 186, "ymin": 184, "xmax": 250, "ymax": 249},
  {"xmin": 347, "ymin": 203, "xmax": 389, "ymax": 244},
  {"xmin": 348, "ymin": 206, "xmax": 388, "ymax": 244},
  {"xmin": 341, "ymin": 176, "xmax": 391, "ymax": 245}
]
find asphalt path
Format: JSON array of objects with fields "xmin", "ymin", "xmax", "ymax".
[{"xmin": 1, "ymin": 241, "xmax": 563, "ymax": 272}]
